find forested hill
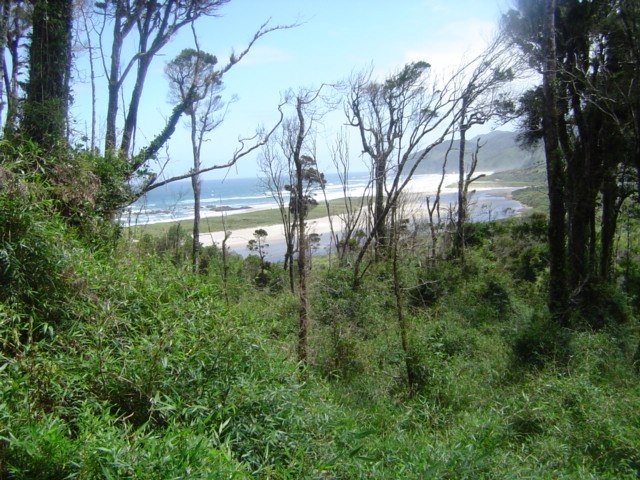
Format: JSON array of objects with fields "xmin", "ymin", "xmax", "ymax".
[{"xmin": 410, "ymin": 130, "xmax": 544, "ymax": 174}]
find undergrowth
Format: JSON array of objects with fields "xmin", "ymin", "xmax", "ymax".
[{"xmin": 1, "ymin": 162, "xmax": 639, "ymax": 478}]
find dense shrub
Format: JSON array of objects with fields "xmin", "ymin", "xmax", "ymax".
[
  {"xmin": 512, "ymin": 312, "xmax": 571, "ymax": 368},
  {"xmin": 0, "ymin": 173, "xmax": 77, "ymax": 338}
]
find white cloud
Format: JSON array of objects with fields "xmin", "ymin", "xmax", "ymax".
[{"xmin": 402, "ymin": 18, "xmax": 497, "ymax": 74}]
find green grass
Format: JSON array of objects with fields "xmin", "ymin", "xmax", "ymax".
[
  {"xmin": 512, "ymin": 186, "xmax": 549, "ymax": 211},
  {"xmin": 127, "ymin": 197, "xmax": 358, "ymax": 237}
]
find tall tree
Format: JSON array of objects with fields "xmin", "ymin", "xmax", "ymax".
[
  {"xmin": 165, "ymin": 46, "xmax": 224, "ymax": 272},
  {"xmin": 345, "ymin": 62, "xmax": 460, "ymax": 285},
  {"xmin": 540, "ymin": 0, "xmax": 568, "ymax": 322},
  {"xmin": 261, "ymin": 87, "xmax": 327, "ymax": 363},
  {"xmin": 450, "ymin": 36, "xmax": 518, "ymax": 261},
  {"xmin": 504, "ymin": 0, "xmax": 639, "ymax": 321},
  {"xmin": 98, "ymin": 0, "xmax": 229, "ymax": 155},
  {"xmin": 22, "ymin": 0, "xmax": 73, "ymax": 149}
]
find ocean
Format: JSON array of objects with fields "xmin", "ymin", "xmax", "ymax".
[{"xmin": 123, "ymin": 171, "xmax": 525, "ymax": 227}]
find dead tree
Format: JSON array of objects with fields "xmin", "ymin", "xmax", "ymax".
[{"xmin": 262, "ymin": 87, "xmax": 327, "ymax": 364}]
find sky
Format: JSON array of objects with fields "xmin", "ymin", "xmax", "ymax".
[{"xmin": 70, "ymin": 0, "xmax": 515, "ymax": 180}]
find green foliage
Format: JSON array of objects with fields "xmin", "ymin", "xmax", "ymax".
[
  {"xmin": 0, "ymin": 173, "xmax": 77, "ymax": 337},
  {"xmin": 512, "ymin": 312, "xmax": 570, "ymax": 369},
  {"xmin": 154, "ymin": 223, "xmax": 192, "ymax": 264},
  {"xmin": 409, "ymin": 261, "xmax": 461, "ymax": 308},
  {"xmin": 1, "ymin": 156, "xmax": 639, "ymax": 478}
]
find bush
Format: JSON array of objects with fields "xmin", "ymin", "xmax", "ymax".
[
  {"xmin": 573, "ymin": 282, "xmax": 632, "ymax": 331},
  {"xmin": 512, "ymin": 313, "xmax": 570, "ymax": 368},
  {"xmin": 0, "ymin": 176, "xmax": 76, "ymax": 338}
]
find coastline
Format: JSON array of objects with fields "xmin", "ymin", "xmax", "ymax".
[{"xmin": 199, "ymin": 186, "xmax": 529, "ymax": 258}]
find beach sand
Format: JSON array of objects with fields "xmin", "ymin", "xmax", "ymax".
[
  {"xmin": 197, "ymin": 186, "xmax": 526, "ymax": 258},
  {"xmin": 198, "ymin": 215, "xmax": 344, "ymax": 250}
]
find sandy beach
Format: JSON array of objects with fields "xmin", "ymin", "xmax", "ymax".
[
  {"xmin": 197, "ymin": 186, "xmax": 525, "ymax": 259},
  {"xmin": 198, "ymin": 215, "xmax": 344, "ymax": 251}
]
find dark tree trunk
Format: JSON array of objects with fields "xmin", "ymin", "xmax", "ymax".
[
  {"xmin": 600, "ymin": 168, "xmax": 618, "ymax": 282},
  {"xmin": 22, "ymin": 0, "xmax": 73, "ymax": 149},
  {"xmin": 192, "ymin": 173, "xmax": 201, "ymax": 272},
  {"xmin": 542, "ymin": 0, "xmax": 569, "ymax": 324},
  {"xmin": 294, "ymin": 98, "xmax": 309, "ymax": 365},
  {"xmin": 391, "ymin": 215, "xmax": 416, "ymax": 392}
]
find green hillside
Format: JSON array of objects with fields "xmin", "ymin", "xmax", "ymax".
[
  {"xmin": 2, "ymin": 154, "xmax": 639, "ymax": 479},
  {"xmin": 411, "ymin": 130, "xmax": 544, "ymax": 174}
]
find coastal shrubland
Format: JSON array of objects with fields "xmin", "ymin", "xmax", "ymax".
[
  {"xmin": 2, "ymin": 0, "xmax": 640, "ymax": 476},
  {"xmin": 2, "ymin": 157, "xmax": 639, "ymax": 478}
]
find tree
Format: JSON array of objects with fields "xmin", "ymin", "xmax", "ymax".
[
  {"xmin": 260, "ymin": 135, "xmax": 297, "ymax": 292},
  {"xmin": 504, "ymin": 0, "xmax": 640, "ymax": 322},
  {"xmin": 261, "ymin": 87, "xmax": 327, "ymax": 363},
  {"xmin": 0, "ymin": 0, "xmax": 30, "ymax": 135},
  {"xmin": 540, "ymin": 0, "xmax": 568, "ymax": 322},
  {"xmin": 125, "ymin": 19, "xmax": 290, "ymax": 191},
  {"xmin": 97, "ymin": 0, "xmax": 229, "ymax": 155},
  {"xmin": 324, "ymin": 129, "xmax": 368, "ymax": 266},
  {"xmin": 345, "ymin": 62, "xmax": 460, "ymax": 286},
  {"xmin": 260, "ymin": 97, "xmax": 327, "ymax": 294},
  {"xmin": 450, "ymin": 35, "xmax": 519, "ymax": 261},
  {"xmin": 248, "ymin": 228, "xmax": 269, "ymax": 286},
  {"xmin": 165, "ymin": 46, "xmax": 225, "ymax": 272},
  {"xmin": 22, "ymin": 0, "xmax": 73, "ymax": 149},
  {"xmin": 290, "ymin": 90, "xmax": 322, "ymax": 365}
]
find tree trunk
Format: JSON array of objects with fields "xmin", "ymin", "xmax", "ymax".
[
  {"xmin": 191, "ymin": 174, "xmax": 202, "ymax": 272},
  {"xmin": 105, "ymin": 15, "xmax": 124, "ymax": 152},
  {"xmin": 22, "ymin": 0, "xmax": 73, "ymax": 150},
  {"xmin": 454, "ymin": 109, "xmax": 468, "ymax": 261},
  {"xmin": 391, "ymin": 210, "xmax": 415, "ymax": 392},
  {"xmin": 190, "ymin": 111, "xmax": 201, "ymax": 273},
  {"xmin": 2, "ymin": 0, "xmax": 23, "ymax": 135},
  {"xmin": 599, "ymin": 168, "xmax": 618, "ymax": 282},
  {"xmin": 0, "ymin": 1, "xmax": 5, "ymax": 127},
  {"xmin": 120, "ymin": 55, "xmax": 153, "ymax": 156},
  {"xmin": 373, "ymin": 156, "xmax": 386, "ymax": 253},
  {"xmin": 542, "ymin": 0, "xmax": 569, "ymax": 324},
  {"xmin": 294, "ymin": 98, "xmax": 309, "ymax": 364}
]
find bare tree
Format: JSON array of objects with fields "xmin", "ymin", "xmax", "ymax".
[
  {"xmin": 450, "ymin": 35, "xmax": 520, "ymax": 260},
  {"xmin": 75, "ymin": 0, "xmax": 99, "ymax": 151},
  {"xmin": 323, "ymin": 129, "xmax": 369, "ymax": 266},
  {"xmin": 261, "ymin": 87, "xmax": 327, "ymax": 364},
  {"xmin": 345, "ymin": 62, "xmax": 461, "ymax": 287},
  {"xmin": 259, "ymin": 135, "xmax": 296, "ymax": 292},
  {"xmin": 425, "ymin": 133, "xmax": 455, "ymax": 261}
]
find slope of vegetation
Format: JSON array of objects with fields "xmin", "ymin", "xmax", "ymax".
[
  {"xmin": 2, "ymin": 158, "xmax": 639, "ymax": 479},
  {"xmin": 2, "ymin": 0, "xmax": 640, "ymax": 478}
]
